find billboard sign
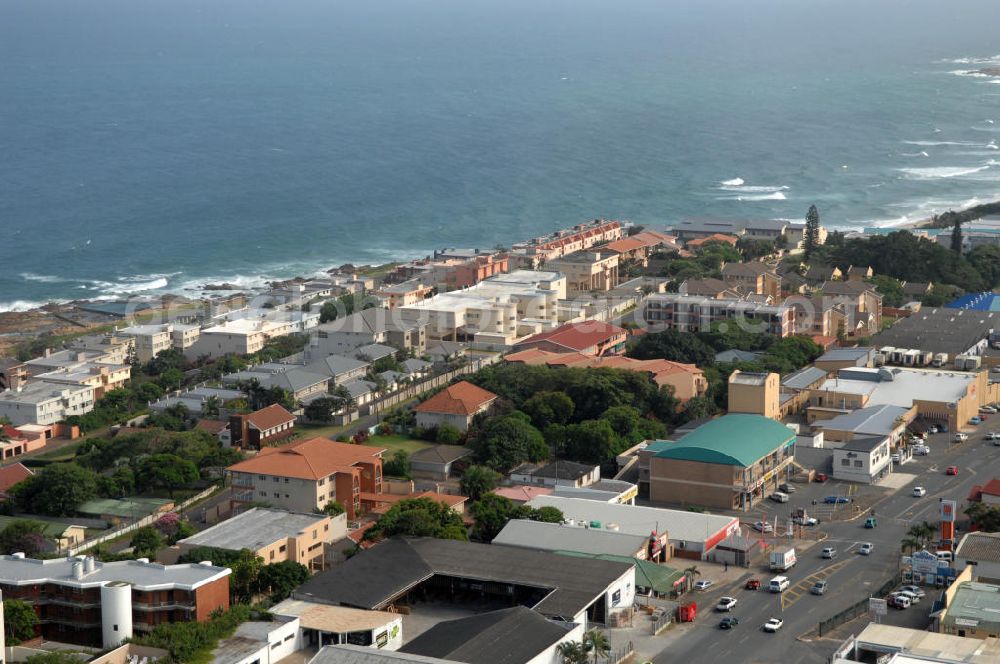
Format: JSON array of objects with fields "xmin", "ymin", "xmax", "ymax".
[{"xmin": 941, "ymin": 499, "xmax": 957, "ymax": 523}]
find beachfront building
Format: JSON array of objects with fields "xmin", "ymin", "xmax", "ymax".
[
  {"xmin": 116, "ymin": 324, "xmax": 174, "ymax": 363},
  {"xmin": 508, "ymin": 219, "xmax": 624, "ymax": 269},
  {"xmin": 643, "ymin": 293, "xmax": 795, "ymax": 337},
  {"xmin": 819, "ymin": 281, "xmax": 883, "ymax": 336},
  {"xmin": 670, "ymin": 218, "xmax": 826, "ymax": 250},
  {"xmin": 545, "ymin": 251, "xmax": 620, "ymax": 294},
  {"xmin": 600, "ymin": 230, "xmax": 680, "ymax": 266},
  {"xmin": 397, "ymin": 270, "xmax": 566, "ymax": 348},
  {"xmin": 0, "ymin": 381, "xmax": 96, "ymax": 427}
]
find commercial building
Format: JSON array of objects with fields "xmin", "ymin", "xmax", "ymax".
[
  {"xmin": 0, "ymin": 553, "xmax": 230, "ymax": 648},
  {"xmin": 939, "ymin": 567, "xmax": 1000, "ymax": 639},
  {"xmin": 813, "ymin": 347, "xmax": 877, "ymax": 372},
  {"xmin": 727, "ymin": 371, "xmax": 780, "ymax": 420},
  {"xmin": 525, "ymin": 495, "xmax": 740, "ymax": 561},
  {"xmin": 643, "ymin": 293, "xmax": 794, "ymax": 337},
  {"xmin": 808, "ymin": 366, "xmax": 993, "ymax": 432},
  {"xmin": 492, "ymin": 519, "xmax": 663, "ymax": 561},
  {"xmin": 308, "ymin": 647, "xmax": 452, "ymax": 664},
  {"xmin": 228, "ymin": 404, "xmax": 297, "ymax": 449},
  {"xmin": 509, "ymin": 460, "xmax": 601, "ymax": 488},
  {"xmin": 399, "ymin": 606, "xmax": 584, "ymax": 664},
  {"xmin": 955, "ymin": 532, "xmax": 1000, "ymax": 584},
  {"xmin": 271, "ymin": 599, "xmax": 404, "ymax": 653},
  {"xmin": 226, "ymin": 438, "xmax": 386, "ymax": 519},
  {"xmin": 293, "ymin": 537, "xmax": 635, "ymax": 629},
  {"xmin": 832, "ymin": 623, "xmax": 1000, "ymax": 664},
  {"xmin": 177, "ymin": 508, "xmax": 346, "ymax": 571},
  {"xmin": 810, "ymin": 404, "xmax": 913, "ymax": 448},
  {"xmin": 0, "ymin": 381, "xmax": 96, "ymax": 426},
  {"xmin": 832, "ymin": 436, "xmax": 892, "ymax": 484},
  {"xmin": 871, "ymin": 307, "xmax": 998, "ymax": 359},
  {"xmin": 647, "ymin": 414, "xmax": 797, "ymax": 511},
  {"xmin": 545, "ymin": 251, "xmax": 620, "ymax": 294},
  {"xmin": 413, "ymin": 381, "xmax": 497, "ymax": 433},
  {"xmin": 550, "ymin": 479, "xmax": 638, "ymax": 505}
]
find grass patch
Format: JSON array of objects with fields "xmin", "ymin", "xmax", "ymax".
[
  {"xmin": 296, "ymin": 422, "xmax": 350, "ymax": 440},
  {"xmin": 364, "ymin": 434, "xmax": 433, "ymax": 455}
]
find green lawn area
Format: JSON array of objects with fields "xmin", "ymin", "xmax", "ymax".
[
  {"xmin": 364, "ymin": 434, "xmax": 433, "ymax": 455},
  {"xmin": 296, "ymin": 422, "xmax": 351, "ymax": 440}
]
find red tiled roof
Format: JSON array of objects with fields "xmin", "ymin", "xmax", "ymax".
[
  {"xmin": 195, "ymin": 419, "xmax": 229, "ymax": 435},
  {"xmin": 413, "ymin": 381, "xmax": 498, "ymax": 416},
  {"xmin": 0, "ymin": 463, "xmax": 34, "ymax": 494},
  {"xmin": 982, "ymin": 478, "xmax": 1000, "ymax": 497},
  {"xmin": 2, "ymin": 425, "xmax": 26, "ymax": 440},
  {"xmin": 227, "ymin": 437, "xmax": 385, "ymax": 481},
  {"xmin": 368, "ymin": 491, "xmax": 468, "ymax": 515},
  {"xmin": 245, "ymin": 404, "xmax": 296, "ymax": 431},
  {"xmin": 687, "ymin": 233, "xmax": 739, "ymax": 248},
  {"xmin": 516, "ymin": 321, "xmax": 627, "ymax": 354},
  {"xmin": 493, "ymin": 486, "xmax": 553, "ymax": 503}
]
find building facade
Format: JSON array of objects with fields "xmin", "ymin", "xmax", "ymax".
[{"xmin": 643, "ymin": 293, "xmax": 794, "ymax": 337}]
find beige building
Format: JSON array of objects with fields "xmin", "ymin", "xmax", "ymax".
[
  {"xmin": 177, "ymin": 508, "xmax": 346, "ymax": 571},
  {"xmin": 643, "ymin": 293, "xmax": 795, "ymax": 337},
  {"xmin": 721, "ymin": 262, "xmax": 781, "ymax": 301},
  {"xmin": 546, "ymin": 251, "xmax": 620, "ymax": 294},
  {"xmin": 186, "ymin": 319, "xmax": 280, "ymax": 359},
  {"xmin": 117, "ymin": 324, "xmax": 175, "ymax": 363},
  {"xmin": 728, "ymin": 370, "xmax": 780, "ymax": 420},
  {"xmin": 35, "ymin": 361, "xmax": 131, "ymax": 400},
  {"xmin": 509, "ymin": 219, "xmax": 624, "ymax": 268}
]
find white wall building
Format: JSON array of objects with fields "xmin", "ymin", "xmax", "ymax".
[
  {"xmin": 0, "ymin": 381, "xmax": 96, "ymax": 426},
  {"xmin": 832, "ymin": 436, "xmax": 892, "ymax": 484}
]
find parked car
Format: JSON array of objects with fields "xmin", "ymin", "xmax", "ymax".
[
  {"xmin": 900, "ymin": 585, "xmax": 926, "ymax": 598},
  {"xmin": 763, "ymin": 618, "xmax": 784, "ymax": 632},
  {"xmin": 770, "ymin": 491, "xmax": 790, "ymax": 503},
  {"xmin": 889, "ymin": 595, "xmax": 911, "ymax": 609},
  {"xmin": 891, "ymin": 452, "xmax": 901, "ymax": 463},
  {"xmin": 893, "ymin": 590, "xmax": 921, "ymax": 604},
  {"xmin": 946, "ymin": 466, "xmax": 959, "ymax": 476},
  {"xmin": 913, "ymin": 486, "xmax": 927, "ymax": 497},
  {"xmin": 928, "ymin": 425, "xmax": 939, "ymax": 434},
  {"xmin": 814, "ymin": 473, "xmax": 829, "ymax": 483},
  {"xmin": 970, "ymin": 417, "xmax": 983, "ymax": 425},
  {"xmin": 954, "ymin": 433, "xmax": 969, "ymax": 442},
  {"xmin": 694, "ymin": 580, "xmax": 713, "ymax": 591},
  {"xmin": 824, "ymin": 496, "xmax": 850, "ymax": 504},
  {"xmin": 821, "ymin": 547, "xmax": 837, "ymax": 559},
  {"xmin": 811, "ymin": 580, "xmax": 828, "ymax": 595},
  {"xmin": 716, "ymin": 597, "xmax": 738, "ymax": 612},
  {"xmin": 779, "ymin": 483, "xmax": 797, "ymax": 493},
  {"xmin": 859, "ymin": 542, "xmax": 874, "ymax": 555},
  {"xmin": 985, "ymin": 432, "xmax": 998, "ymax": 441},
  {"xmin": 753, "ymin": 521, "xmax": 774, "ymax": 533},
  {"xmin": 719, "ymin": 616, "xmax": 739, "ymax": 630},
  {"xmin": 793, "ymin": 515, "xmax": 819, "ymax": 526},
  {"xmin": 914, "ymin": 445, "xmax": 930, "ymax": 455},
  {"xmin": 980, "ymin": 406, "xmax": 997, "ymax": 414}
]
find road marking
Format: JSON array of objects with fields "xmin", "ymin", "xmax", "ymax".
[{"xmin": 780, "ymin": 559, "xmax": 853, "ymax": 611}]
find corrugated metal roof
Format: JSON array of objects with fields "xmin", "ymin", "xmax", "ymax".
[{"xmin": 652, "ymin": 414, "xmax": 795, "ymax": 467}]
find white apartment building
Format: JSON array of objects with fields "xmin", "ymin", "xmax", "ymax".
[
  {"xmin": 643, "ymin": 293, "xmax": 795, "ymax": 337},
  {"xmin": 0, "ymin": 381, "xmax": 96, "ymax": 426},
  {"xmin": 170, "ymin": 324, "xmax": 202, "ymax": 352},
  {"xmin": 398, "ymin": 270, "xmax": 567, "ymax": 348},
  {"xmin": 117, "ymin": 324, "xmax": 175, "ymax": 363}
]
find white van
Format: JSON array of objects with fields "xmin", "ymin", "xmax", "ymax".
[
  {"xmin": 769, "ymin": 491, "xmax": 790, "ymax": 503},
  {"xmin": 936, "ymin": 551, "xmax": 954, "ymax": 563},
  {"xmin": 769, "ymin": 576, "xmax": 790, "ymax": 593}
]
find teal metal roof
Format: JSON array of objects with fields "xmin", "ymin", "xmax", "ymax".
[
  {"xmin": 653, "ymin": 414, "xmax": 795, "ymax": 467},
  {"xmin": 643, "ymin": 441, "xmax": 674, "ymax": 454},
  {"xmin": 555, "ymin": 551, "xmax": 684, "ymax": 594}
]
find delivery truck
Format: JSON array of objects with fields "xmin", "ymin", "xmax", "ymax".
[{"xmin": 769, "ymin": 546, "xmax": 797, "ymax": 572}]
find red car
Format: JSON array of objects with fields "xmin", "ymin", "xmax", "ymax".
[
  {"xmin": 814, "ymin": 473, "xmax": 829, "ymax": 483},
  {"xmin": 745, "ymin": 578, "xmax": 761, "ymax": 590},
  {"xmin": 946, "ymin": 466, "xmax": 959, "ymax": 475}
]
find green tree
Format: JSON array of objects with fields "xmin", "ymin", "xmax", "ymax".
[
  {"xmin": 383, "ymin": 450, "xmax": 411, "ymax": 479},
  {"xmin": 319, "ymin": 301, "xmax": 338, "ymax": 323},
  {"xmin": 804, "ymin": 205, "xmax": 821, "ymax": 259},
  {"xmin": 459, "ymin": 465, "xmax": 500, "ymax": 502},
  {"xmin": 0, "ymin": 520, "xmax": 47, "ymax": 556},
  {"xmin": 4, "ymin": 598, "xmax": 39, "ymax": 645},
  {"xmin": 471, "ymin": 414, "xmax": 548, "ymax": 472},
  {"xmin": 628, "ymin": 328, "xmax": 716, "ymax": 365},
  {"xmin": 435, "ymin": 422, "xmax": 463, "ymax": 444},
  {"xmin": 258, "ymin": 560, "xmax": 310, "ymax": 602},
  {"xmin": 321, "ymin": 500, "xmax": 346, "ymax": 517},
  {"xmin": 130, "ymin": 526, "xmax": 164, "ymax": 558},
  {"xmin": 158, "ymin": 367, "xmax": 185, "ymax": 390},
  {"xmin": 201, "ymin": 396, "xmax": 222, "ymax": 419},
  {"xmin": 231, "ymin": 549, "xmax": 264, "ymax": 603},
  {"xmin": 521, "ymin": 391, "xmax": 575, "ymax": 429},
  {"xmin": 683, "ymin": 564, "xmax": 701, "ymax": 592},
  {"xmin": 137, "ymin": 454, "xmax": 199, "ymax": 496},
  {"xmin": 533, "ymin": 506, "xmax": 564, "ymax": 523},
  {"xmin": 364, "ymin": 497, "xmax": 467, "ymax": 542},
  {"xmin": 11, "ymin": 463, "xmax": 98, "ymax": 517},
  {"xmin": 470, "ymin": 494, "xmax": 522, "ymax": 543},
  {"xmin": 305, "ymin": 397, "xmax": 340, "ymax": 423},
  {"xmin": 869, "ymin": 275, "xmax": 905, "ymax": 308},
  {"xmin": 967, "ymin": 245, "xmax": 1000, "ymax": 289},
  {"xmin": 135, "ymin": 381, "xmax": 165, "ymax": 404},
  {"xmin": 556, "ymin": 641, "xmax": 589, "ymax": 664},
  {"xmin": 584, "ymin": 629, "xmax": 610, "ymax": 664},
  {"xmin": 564, "ymin": 419, "xmax": 621, "ymax": 465},
  {"xmin": 951, "ymin": 220, "xmax": 963, "ymax": 253}
]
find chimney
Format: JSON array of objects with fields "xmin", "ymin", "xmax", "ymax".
[{"xmin": 44, "ymin": 348, "xmax": 52, "ymax": 358}]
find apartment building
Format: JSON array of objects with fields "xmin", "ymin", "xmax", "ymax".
[
  {"xmin": 305, "ymin": 309, "xmax": 426, "ymax": 359},
  {"xmin": 0, "ymin": 382, "xmax": 96, "ymax": 426},
  {"xmin": 374, "ymin": 279, "xmax": 434, "ymax": 309},
  {"xmin": 508, "ymin": 220, "xmax": 624, "ymax": 269},
  {"xmin": 170, "ymin": 324, "xmax": 202, "ymax": 353},
  {"xmin": 0, "ymin": 554, "xmax": 230, "ymax": 648},
  {"xmin": 116, "ymin": 325, "xmax": 175, "ymax": 363},
  {"xmin": 643, "ymin": 293, "xmax": 795, "ymax": 337},
  {"xmin": 226, "ymin": 438, "xmax": 386, "ymax": 519},
  {"xmin": 34, "ymin": 361, "xmax": 131, "ymax": 401},
  {"xmin": 721, "ymin": 262, "xmax": 781, "ymax": 301},
  {"xmin": 601, "ymin": 230, "xmax": 680, "ymax": 266},
  {"xmin": 228, "ymin": 404, "xmax": 297, "ymax": 449},
  {"xmin": 185, "ymin": 319, "xmax": 276, "ymax": 359},
  {"xmin": 443, "ymin": 253, "xmax": 509, "ymax": 288},
  {"xmin": 546, "ymin": 251, "xmax": 620, "ymax": 294},
  {"xmin": 820, "ymin": 281, "xmax": 883, "ymax": 336},
  {"xmin": 67, "ymin": 333, "xmax": 135, "ymax": 366}
]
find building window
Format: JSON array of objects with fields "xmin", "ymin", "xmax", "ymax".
[
  {"xmin": 854, "ymin": 460, "xmax": 863, "ymax": 468},
  {"xmin": 841, "ymin": 459, "xmax": 850, "ymax": 466}
]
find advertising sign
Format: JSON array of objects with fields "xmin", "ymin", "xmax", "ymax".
[
  {"xmin": 941, "ymin": 499, "xmax": 957, "ymax": 523},
  {"xmin": 869, "ymin": 598, "xmax": 887, "ymax": 617}
]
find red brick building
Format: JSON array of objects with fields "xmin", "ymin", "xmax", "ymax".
[
  {"xmin": 229, "ymin": 403, "xmax": 296, "ymax": 449},
  {"xmin": 512, "ymin": 321, "xmax": 628, "ymax": 357}
]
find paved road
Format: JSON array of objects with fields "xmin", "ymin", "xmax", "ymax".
[{"xmin": 652, "ymin": 423, "xmax": 1000, "ymax": 664}]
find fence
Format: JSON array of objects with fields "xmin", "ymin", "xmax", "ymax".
[
  {"xmin": 602, "ymin": 641, "xmax": 635, "ymax": 664},
  {"xmin": 67, "ymin": 485, "xmax": 220, "ymax": 556},
  {"xmin": 652, "ymin": 609, "xmax": 673, "ymax": 635},
  {"xmin": 816, "ymin": 572, "xmax": 902, "ymax": 637},
  {"xmin": 360, "ymin": 355, "xmax": 501, "ymax": 416}
]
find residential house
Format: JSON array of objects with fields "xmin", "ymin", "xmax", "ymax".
[
  {"xmin": 413, "ymin": 381, "xmax": 498, "ymax": 432},
  {"xmin": 804, "ymin": 264, "xmax": 843, "ymax": 284},
  {"xmin": 0, "ymin": 462, "xmax": 33, "ymax": 500},
  {"xmin": 512, "ymin": 321, "xmax": 627, "ymax": 357},
  {"xmin": 222, "ymin": 366, "xmax": 330, "ymax": 403},
  {"xmin": 846, "ymin": 265, "xmax": 874, "ymax": 282},
  {"xmin": 354, "ymin": 344, "xmax": 397, "ymax": 363},
  {"xmin": 229, "ymin": 404, "xmax": 297, "ymax": 449},
  {"xmin": 226, "ymin": 438, "xmax": 386, "ymax": 519},
  {"xmin": 304, "ymin": 355, "xmax": 370, "ymax": 386},
  {"xmin": 509, "ymin": 460, "xmax": 600, "ymax": 488},
  {"xmin": 721, "ymin": 262, "xmax": 781, "ymax": 300},
  {"xmin": 902, "ymin": 281, "xmax": 933, "ymax": 300},
  {"xmin": 0, "ymin": 424, "xmax": 47, "ymax": 460},
  {"xmin": 969, "ymin": 478, "xmax": 1000, "ymax": 507},
  {"xmin": 508, "ymin": 219, "xmax": 624, "ymax": 269},
  {"xmin": 678, "ymin": 278, "xmax": 736, "ymax": 299},
  {"xmin": 685, "ymin": 233, "xmax": 739, "ymax": 251},
  {"xmin": 408, "ymin": 445, "xmax": 473, "ymax": 481},
  {"xmin": 600, "ymin": 230, "xmax": 680, "ymax": 267}
]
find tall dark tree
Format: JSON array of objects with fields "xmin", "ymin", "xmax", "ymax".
[
  {"xmin": 804, "ymin": 205, "xmax": 821, "ymax": 259},
  {"xmin": 951, "ymin": 220, "xmax": 963, "ymax": 253}
]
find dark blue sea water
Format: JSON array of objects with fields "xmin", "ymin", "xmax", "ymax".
[{"xmin": 2, "ymin": 0, "xmax": 999, "ymax": 310}]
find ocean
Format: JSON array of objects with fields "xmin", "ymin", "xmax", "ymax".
[{"xmin": 2, "ymin": 0, "xmax": 999, "ymax": 311}]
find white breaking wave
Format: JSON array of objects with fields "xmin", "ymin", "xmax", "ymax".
[
  {"xmin": 20, "ymin": 272, "xmax": 72, "ymax": 284},
  {"xmin": 904, "ymin": 140, "xmax": 990, "ymax": 147},
  {"xmin": 941, "ymin": 55, "xmax": 1000, "ymax": 65},
  {"xmin": 101, "ymin": 277, "xmax": 170, "ymax": 294},
  {"xmin": 899, "ymin": 165, "xmax": 992, "ymax": 179},
  {"xmin": 736, "ymin": 192, "xmax": 787, "ymax": 201},
  {"xmin": 0, "ymin": 300, "xmax": 66, "ymax": 313},
  {"xmin": 950, "ymin": 70, "xmax": 992, "ymax": 79},
  {"xmin": 720, "ymin": 177, "xmax": 744, "ymax": 186},
  {"xmin": 901, "ymin": 151, "xmax": 930, "ymax": 157}
]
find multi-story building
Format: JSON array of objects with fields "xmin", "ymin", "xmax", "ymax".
[
  {"xmin": 727, "ymin": 370, "xmax": 780, "ymax": 420},
  {"xmin": 831, "ymin": 435, "xmax": 892, "ymax": 484},
  {"xmin": 34, "ymin": 361, "xmax": 131, "ymax": 401},
  {"xmin": 170, "ymin": 324, "xmax": 202, "ymax": 353},
  {"xmin": 226, "ymin": 438, "xmax": 386, "ymax": 519},
  {"xmin": 820, "ymin": 281, "xmax": 883, "ymax": 336},
  {"xmin": 305, "ymin": 308, "xmax": 426, "ymax": 359},
  {"xmin": 508, "ymin": 220, "xmax": 624, "ymax": 269},
  {"xmin": 0, "ymin": 554, "xmax": 230, "ymax": 648},
  {"xmin": 671, "ymin": 218, "xmax": 827, "ymax": 250},
  {"xmin": 441, "ymin": 253, "xmax": 509, "ymax": 289},
  {"xmin": 228, "ymin": 404, "xmax": 297, "ymax": 449},
  {"xmin": 374, "ymin": 279, "xmax": 435, "ymax": 309},
  {"xmin": 643, "ymin": 293, "xmax": 794, "ymax": 337},
  {"xmin": 546, "ymin": 251, "xmax": 620, "ymax": 294},
  {"xmin": 721, "ymin": 262, "xmax": 781, "ymax": 301},
  {"xmin": 0, "ymin": 382, "xmax": 96, "ymax": 426},
  {"xmin": 647, "ymin": 414, "xmax": 797, "ymax": 511},
  {"xmin": 116, "ymin": 325, "xmax": 175, "ymax": 363}
]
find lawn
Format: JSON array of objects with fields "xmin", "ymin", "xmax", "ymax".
[
  {"xmin": 364, "ymin": 434, "xmax": 433, "ymax": 455},
  {"xmin": 296, "ymin": 422, "xmax": 351, "ymax": 440}
]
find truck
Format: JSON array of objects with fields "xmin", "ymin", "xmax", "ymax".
[
  {"xmin": 769, "ymin": 546, "xmax": 797, "ymax": 572},
  {"xmin": 931, "ymin": 353, "xmax": 948, "ymax": 368}
]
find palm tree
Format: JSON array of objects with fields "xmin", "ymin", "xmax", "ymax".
[
  {"xmin": 683, "ymin": 565, "xmax": 701, "ymax": 593},
  {"xmin": 906, "ymin": 521, "xmax": 937, "ymax": 550},
  {"xmin": 556, "ymin": 641, "xmax": 588, "ymax": 664},
  {"xmin": 201, "ymin": 395, "xmax": 222, "ymax": 419},
  {"xmin": 900, "ymin": 537, "xmax": 922, "ymax": 554},
  {"xmin": 584, "ymin": 630, "xmax": 610, "ymax": 664}
]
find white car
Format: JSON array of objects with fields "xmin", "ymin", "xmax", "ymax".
[
  {"xmin": 954, "ymin": 433, "xmax": 969, "ymax": 442},
  {"xmin": 913, "ymin": 486, "xmax": 927, "ymax": 497},
  {"xmin": 753, "ymin": 521, "xmax": 774, "ymax": 533},
  {"xmin": 794, "ymin": 515, "xmax": 819, "ymax": 526},
  {"xmin": 859, "ymin": 542, "xmax": 874, "ymax": 555},
  {"xmin": 986, "ymin": 432, "xmax": 999, "ymax": 441},
  {"xmin": 893, "ymin": 590, "xmax": 921, "ymax": 604},
  {"xmin": 694, "ymin": 580, "xmax": 713, "ymax": 591},
  {"xmin": 891, "ymin": 452, "xmax": 901, "ymax": 463},
  {"xmin": 763, "ymin": 618, "xmax": 784, "ymax": 632},
  {"xmin": 822, "ymin": 547, "xmax": 837, "ymax": 559},
  {"xmin": 914, "ymin": 446, "xmax": 930, "ymax": 455},
  {"xmin": 928, "ymin": 426, "xmax": 939, "ymax": 434},
  {"xmin": 900, "ymin": 585, "xmax": 926, "ymax": 598},
  {"xmin": 980, "ymin": 406, "xmax": 997, "ymax": 414},
  {"xmin": 716, "ymin": 597, "xmax": 738, "ymax": 612}
]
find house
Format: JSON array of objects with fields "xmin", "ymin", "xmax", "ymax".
[
  {"xmin": 0, "ymin": 462, "xmax": 34, "ymax": 499},
  {"xmin": 400, "ymin": 358, "xmax": 432, "ymax": 377},
  {"xmin": 601, "ymin": 231, "xmax": 679, "ymax": 266},
  {"xmin": 304, "ymin": 355, "xmax": 371, "ymax": 386},
  {"xmin": 222, "ymin": 366, "xmax": 330, "ymax": 403},
  {"xmin": 413, "ymin": 381, "xmax": 497, "ymax": 433},
  {"xmin": 0, "ymin": 554, "xmax": 231, "ymax": 648},
  {"xmin": 721, "ymin": 262, "xmax": 781, "ymax": 300},
  {"xmin": 355, "ymin": 344, "xmax": 397, "ymax": 363},
  {"xmin": 902, "ymin": 281, "xmax": 933, "ymax": 299},
  {"xmin": 845, "ymin": 265, "xmax": 873, "ymax": 281},
  {"xmin": 968, "ymin": 478, "xmax": 1000, "ymax": 507},
  {"xmin": 306, "ymin": 309, "xmax": 426, "ymax": 359},
  {"xmin": 831, "ymin": 435, "xmax": 892, "ymax": 484},
  {"xmin": 399, "ymin": 606, "xmax": 585, "ymax": 664},
  {"xmin": 805, "ymin": 264, "xmax": 842, "ymax": 283},
  {"xmin": 176, "ymin": 508, "xmax": 346, "ymax": 571},
  {"xmin": 408, "ymin": 445, "xmax": 473, "ymax": 481},
  {"xmin": 226, "ymin": 438, "xmax": 386, "ymax": 519},
  {"xmin": 0, "ymin": 424, "xmax": 48, "ymax": 459},
  {"xmin": 545, "ymin": 251, "xmax": 620, "ymax": 294},
  {"xmin": 342, "ymin": 379, "xmax": 378, "ymax": 407},
  {"xmin": 292, "ymin": 537, "xmax": 635, "ymax": 630},
  {"xmin": 954, "ymin": 531, "xmax": 1000, "ymax": 584},
  {"xmin": 685, "ymin": 233, "xmax": 739, "ymax": 251},
  {"xmin": 513, "ymin": 321, "xmax": 627, "ymax": 357},
  {"xmin": 678, "ymin": 278, "xmax": 736, "ymax": 299},
  {"xmin": 228, "ymin": 404, "xmax": 297, "ymax": 449},
  {"xmin": 509, "ymin": 460, "xmax": 601, "ymax": 488},
  {"xmin": 423, "ymin": 341, "xmax": 467, "ymax": 363},
  {"xmin": 195, "ymin": 419, "xmax": 230, "ymax": 444}
]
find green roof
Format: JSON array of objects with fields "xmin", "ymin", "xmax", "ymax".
[
  {"xmin": 0, "ymin": 516, "xmax": 82, "ymax": 538},
  {"xmin": 77, "ymin": 497, "xmax": 173, "ymax": 519},
  {"xmin": 642, "ymin": 441, "xmax": 674, "ymax": 454},
  {"xmin": 653, "ymin": 414, "xmax": 795, "ymax": 467},
  {"xmin": 555, "ymin": 551, "xmax": 684, "ymax": 593}
]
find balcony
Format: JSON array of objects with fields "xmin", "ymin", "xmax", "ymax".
[{"xmin": 133, "ymin": 600, "xmax": 195, "ymax": 611}]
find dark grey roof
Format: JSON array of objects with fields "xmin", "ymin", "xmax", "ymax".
[
  {"xmin": 838, "ymin": 435, "xmax": 887, "ymax": 453},
  {"xmin": 680, "ymin": 278, "xmax": 730, "ymax": 295},
  {"xmin": 522, "ymin": 460, "xmax": 595, "ymax": 481},
  {"xmin": 292, "ymin": 537, "xmax": 633, "ymax": 620},
  {"xmin": 821, "ymin": 281, "xmax": 878, "ymax": 296},
  {"xmin": 409, "ymin": 445, "xmax": 473, "ymax": 465},
  {"xmin": 781, "ymin": 366, "xmax": 829, "ymax": 390},
  {"xmin": 355, "ymin": 344, "xmax": 397, "ymax": 361},
  {"xmin": 811, "ymin": 404, "xmax": 909, "ymax": 437},
  {"xmin": 425, "ymin": 341, "xmax": 466, "ymax": 359},
  {"xmin": 714, "ymin": 349, "xmax": 762, "ymax": 364},
  {"xmin": 306, "ymin": 355, "xmax": 370, "ymax": 379},
  {"xmin": 816, "ymin": 347, "xmax": 875, "ymax": 364},
  {"xmin": 721, "ymin": 262, "xmax": 775, "ymax": 278},
  {"xmin": 401, "ymin": 358, "xmax": 432, "ymax": 374},
  {"xmin": 400, "ymin": 606, "xmax": 574, "ymax": 664},
  {"xmin": 310, "ymin": 645, "xmax": 455, "ymax": 664},
  {"xmin": 871, "ymin": 308, "xmax": 999, "ymax": 357},
  {"xmin": 955, "ymin": 532, "xmax": 1000, "ymax": 564}
]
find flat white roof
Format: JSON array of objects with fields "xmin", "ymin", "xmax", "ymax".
[
  {"xmin": 818, "ymin": 368, "xmax": 975, "ymax": 407},
  {"xmin": 179, "ymin": 508, "xmax": 329, "ymax": 551},
  {"xmin": 0, "ymin": 554, "xmax": 230, "ymax": 591},
  {"xmin": 526, "ymin": 495, "xmax": 738, "ymax": 545},
  {"xmin": 118, "ymin": 324, "xmax": 172, "ymax": 336},
  {"xmin": 0, "ymin": 380, "xmax": 94, "ymax": 404}
]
